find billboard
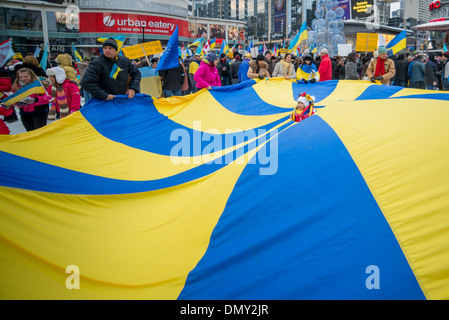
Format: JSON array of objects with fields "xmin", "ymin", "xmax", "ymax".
[
  {"xmin": 274, "ymin": 0, "xmax": 286, "ymax": 34},
  {"xmin": 351, "ymin": 0, "xmax": 375, "ymax": 19},
  {"xmin": 78, "ymin": 0, "xmax": 188, "ymax": 18},
  {"xmin": 336, "ymin": 0, "xmax": 352, "ymax": 20},
  {"xmin": 79, "ymin": 12, "xmax": 189, "ymax": 38}
]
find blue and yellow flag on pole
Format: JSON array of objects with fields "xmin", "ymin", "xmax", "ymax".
[
  {"xmin": 386, "ymin": 29, "xmax": 406, "ymax": 55},
  {"xmin": 40, "ymin": 42, "xmax": 49, "ymax": 71},
  {"xmin": 0, "ymin": 79, "xmax": 46, "ymax": 106},
  {"xmin": 156, "ymin": 25, "xmax": 179, "ymax": 71},
  {"xmin": 288, "ymin": 21, "xmax": 308, "ymax": 53},
  {"xmin": 72, "ymin": 44, "xmax": 82, "ymax": 62}
]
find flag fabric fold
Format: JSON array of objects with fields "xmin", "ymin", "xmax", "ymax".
[{"xmin": 385, "ymin": 30, "xmax": 406, "ymax": 55}]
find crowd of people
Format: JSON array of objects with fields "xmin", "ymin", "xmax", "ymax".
[{"xmin": 2, "ymin": 36, "xmax": 449, "ymax": 135}]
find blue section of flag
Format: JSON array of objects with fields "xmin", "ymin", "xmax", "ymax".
[
  {"xmin": 179, "ymin": 115, "xmax": 426, "ymax": 300},
  {"xmin": 156, "ymin": 25, "xmax": 179, "ymax": 71}
]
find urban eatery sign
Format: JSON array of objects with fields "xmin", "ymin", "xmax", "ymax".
[{"xmin": 79, "ymin": 12, "xmax": 189, "ymax": 37}]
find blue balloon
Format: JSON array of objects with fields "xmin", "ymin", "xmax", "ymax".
[
  {"xmin": 335, "ymin": 7, "xmax": 345, "ymax": 18},
  {"xmin": 325, "ymin": 9, "xmax": 337, "ymax": 21}
]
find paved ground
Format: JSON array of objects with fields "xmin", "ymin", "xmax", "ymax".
[{"xmin": 5, "ymin": 98, "xmax": 85, "ymax": 135}]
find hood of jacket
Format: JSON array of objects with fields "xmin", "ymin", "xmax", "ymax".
[
  {"xmin": 249, "ymin": 60, "xmax": 268, "ymax": 69},
  {"xmin": 56, "ymin": 53, "xmax": 73, "ymax": 67}
]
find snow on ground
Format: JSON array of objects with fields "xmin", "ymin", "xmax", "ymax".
[{"xmin": 5, "ymin": 98, "xmax": 85, "ymax": 135}]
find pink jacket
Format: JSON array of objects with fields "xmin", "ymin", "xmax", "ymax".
[
  {"xmin": 194, "ymin": 60, "xmax": 221, "ymax": 89},
  {"xmin": 19, "ymin": 93, "xmax": 52, "ymax": 113},
  {"xmin": 47, "ymin": 79, "xmax": 81, "ymax": 114}
]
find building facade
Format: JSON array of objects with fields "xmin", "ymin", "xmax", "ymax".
[
  {"xmin": 1, "ymin": 0, "xmax": 243, "ymax": 60},
  {"xmin": 415, "ymin": 0, "xmax": 449, "ymax": 51}
]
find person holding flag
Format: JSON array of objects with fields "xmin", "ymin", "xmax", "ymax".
[
  {"xmin": 9, "ymin": 68, "xmax": 51, "ymax": 131},
  {"xmin": 156, "ymin": 26, "xmax": 185, "ymax": 97},
  {"xmin": 81, "ymin": 38, "xmax": 141, "ymax": 100}
]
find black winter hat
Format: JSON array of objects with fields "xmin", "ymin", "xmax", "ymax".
[
  {"xmin": 102, "ymin": 38, "xmax": 118, "ymax": 51},
  {"xmin": 256, "ymin": 54, "xmax": 265, "ymax": 62}
]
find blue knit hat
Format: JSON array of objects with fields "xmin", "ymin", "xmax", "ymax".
[
  {"xmin": 378, "ymin": 46, "xmax": 387, "ymax": 54},
  {"xmin": 206, "ymin": 52, "xmax": 218, "ymax": 62}
]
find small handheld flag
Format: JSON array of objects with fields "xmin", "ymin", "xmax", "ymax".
[
  {"xmin": 110, "ymin": 64, "xmax": 122, "ymax": 79},
  {"xmin": 0, "ymin": 79, "xmax": 46, "ymax": 107}
]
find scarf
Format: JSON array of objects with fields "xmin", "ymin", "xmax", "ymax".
[
  {"xmin": 375, "ymin": 57, "xmax": 386, "ymax": 78},
  {"xmin": 280, "ymin": 60, "xmax": 292, "ymax": 76},
  {"xmin": 48, "ymin": 83, "xmax": 69, "ymax": 120},
  {"xmin": 291, "ymin": 105, "xmax": 314, "ymax": 122}
]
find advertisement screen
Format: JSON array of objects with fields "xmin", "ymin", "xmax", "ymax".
[{"xmin": 351, "ymin": 0, "xmax": 374, "ymax": 19}]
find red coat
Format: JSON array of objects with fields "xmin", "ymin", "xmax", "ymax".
[
  {"xmin": 0, "ymin": 107, "xmax": 13, "ymax": 134},
  {"xmin": 47, "ymin": 79, "xmax": 81, "ymax": 114},
  {"xmin": 0, "ymin": 77, "xmax": 12, "ymax": 99},
  {"xmin": 318, "ymin": 54, "xmax": 332, "ymax": 81}
]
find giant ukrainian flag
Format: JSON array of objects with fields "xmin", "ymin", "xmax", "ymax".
[{"xmin": 1, "ymin": 79, "xmax": 449, "ymax": 300}]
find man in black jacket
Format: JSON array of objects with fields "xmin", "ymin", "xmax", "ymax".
[
  {"xmin": 217, "ymin": 53, "xmax": 231, "ymax": 86},
  {"xmin": 81, "ymin": 38, "xmax": 141, "ymax": 100},
  {"xmin": 158, "ymin": 57, "xmax": 185, "ymax": 97}
]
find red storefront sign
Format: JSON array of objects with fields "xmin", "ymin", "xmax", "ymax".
[{"xmin": 79, "ymin": 12, "xmax": 189, "ymax": 37}]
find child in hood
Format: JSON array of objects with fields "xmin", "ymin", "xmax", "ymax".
[
  {"xmin": 55, "ymin": 53, "xmax": 79, "ymax": 83},
  {"xmin": 46, "ymin": 67, "xmax": 80, "ymax": 120},
  {"xmin": 291, "ymin": 92, "xmax": 316, "ymax": 122}
]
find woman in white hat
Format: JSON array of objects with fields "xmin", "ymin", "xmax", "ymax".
[{"xmin": 46, "ymin": 67, "xmax": 81, "ymax": 120}]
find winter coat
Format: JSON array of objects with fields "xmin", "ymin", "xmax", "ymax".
[
  {"xmin": 442, "ymin": 60, "xmax": 449, "ymax": 89},
  {"xmin": 272, "ymin": 61, "xmax": 295, "ymax": 79},
  {"xmin": 0, "ymin": 107, "xmax": 13, "ymax": 134},
  {"xmin": 217, "ymin": 58, "xmax": 231, "ymax": 84},
  {"xmin": 56, "ymin": 54, "xmax": 78, "ymax": 83},
  {"xmin": 13, "ymin": 90, "xmax": 51, "ymax": 115},
  {"xmin": 366, "ymin": 57, "xmax": 396, "ymax": 84},
  {"xmin": 159, "ymin": 63, "xmax": 185, "ymax": 92},
  {"xmin": 318, "ymin": 54, "xmax": 332, "ymax": 81},
  {"xmin": 345, "ymin": 61, "xmax": 359, "ymax": 80},
  {"xmin": 412, "ymin": 60, "xmax": 426, "ymax": 83},
  {"xmin": 194, "ymin": 60, "xmax": 221, "ymax": 89},
  {"xmin": 46, "ymin": 79, "xmax": 81, "ymax": 114},
  {"xmin": 266, "ymin": 59, "xmax": 276, "ymax": 77},
  {"xmin": 230, "ymin": 59, "xmax": 242, "ymax": 80},
  {"xmin": 80, "ymin": 54, "xmax": 141, "ymax": 100},
  {"xmin": 425, "ymin": 60, "xmax": 438, "ymax": 86},
  {"xmin": 0, "ymin": 77, "xmax": 12, "ymax": 96},
  {"xmin": 248, "ymin": 60, "xmax": 270, "ymax": 79},
  {"xmin": 395, "ymin": 60, "xmax": 409, "ymax": 82},
  {"xmin": 77, "ymin": 61, "xmax": 90, "ymax": 82},
  {"xmin": 238, "ymin": 59, "xmax": 251, "ymax": 82}
]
